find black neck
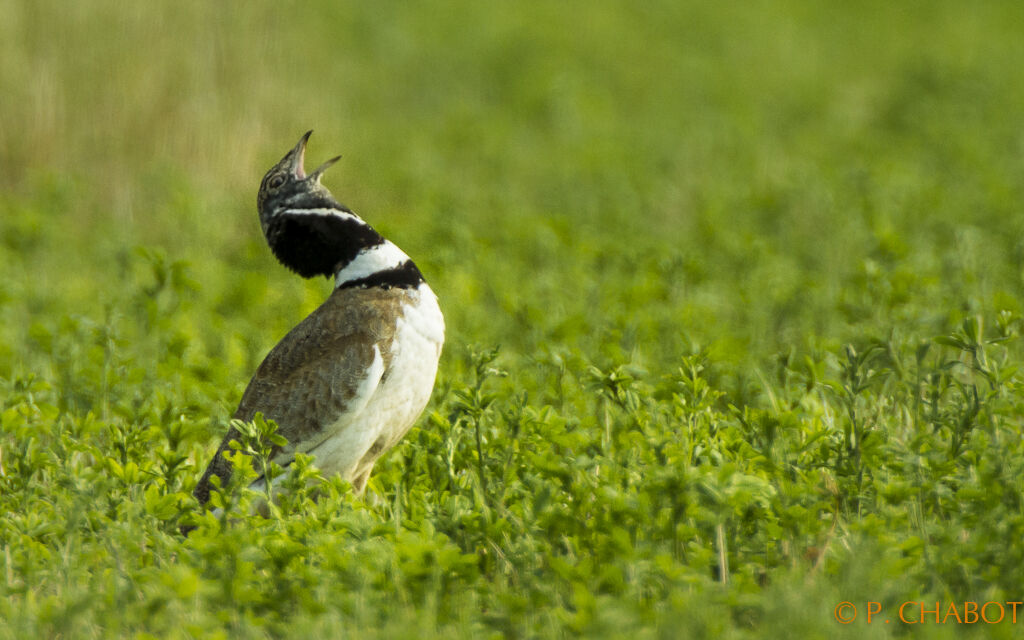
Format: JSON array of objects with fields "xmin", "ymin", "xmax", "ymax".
[{"xmin": 265, "ymin": 210, "xmax": 384, "ymax": 279}]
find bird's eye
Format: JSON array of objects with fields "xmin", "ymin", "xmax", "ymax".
[{"xmin": 267, "ymin": 174, "xmax": 286, "ymax": 190}]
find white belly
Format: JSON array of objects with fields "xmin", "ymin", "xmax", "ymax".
[{"xmin": 308, "ymin": 283, "xmax": 444, "ymax": 483}]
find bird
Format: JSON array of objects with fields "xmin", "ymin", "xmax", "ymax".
[{"xmin": 193, "ymin": 131, "xmax": 444, "ymax": 508}]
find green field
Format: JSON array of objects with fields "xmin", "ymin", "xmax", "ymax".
[{"xmin": 3, "ymin": 1, "xmax": 1024, "ymax": 637}]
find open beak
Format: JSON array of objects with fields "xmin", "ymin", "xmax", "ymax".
[
  {"xmin": 282, "ymin": 130, "xmax": 313, "ymax": 179},
  {"xmin": 282, "ymin": 130, "xmax": 339, "ymax": 182},
  {"xmin": 309, "ymin": 154, "xmax": 341, "ymax": 183}
]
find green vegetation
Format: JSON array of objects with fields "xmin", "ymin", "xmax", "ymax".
[{"xmin": 3, "ymin": 1, "xmax": 1024, "ymax": 637}]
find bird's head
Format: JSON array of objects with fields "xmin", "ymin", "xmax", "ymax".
[{"xmin": 257, "ymin": 130, "xmax": 342, "ymax": 231}]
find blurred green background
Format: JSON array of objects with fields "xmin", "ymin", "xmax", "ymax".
[{"xmin": 4, "ymin": 0, "xmax": 1023, "ymax": 382}]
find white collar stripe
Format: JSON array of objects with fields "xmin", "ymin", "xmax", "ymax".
[
  {"xmin": 282, "ymin": 207, "xmax": 361, "ymax": 224},
  {"xmin": 335, "ymin": 241, "xmax": 411, "ymax": 288}
]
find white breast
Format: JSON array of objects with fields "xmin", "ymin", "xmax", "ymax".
[{"xmin": 305, "ymin": 282, "xmax": 444, "ymax": 484}]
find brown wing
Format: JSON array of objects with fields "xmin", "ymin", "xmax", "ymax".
[{"xmin": 193, "ymin": 288, "xmax": 401, "ymax": 505}]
